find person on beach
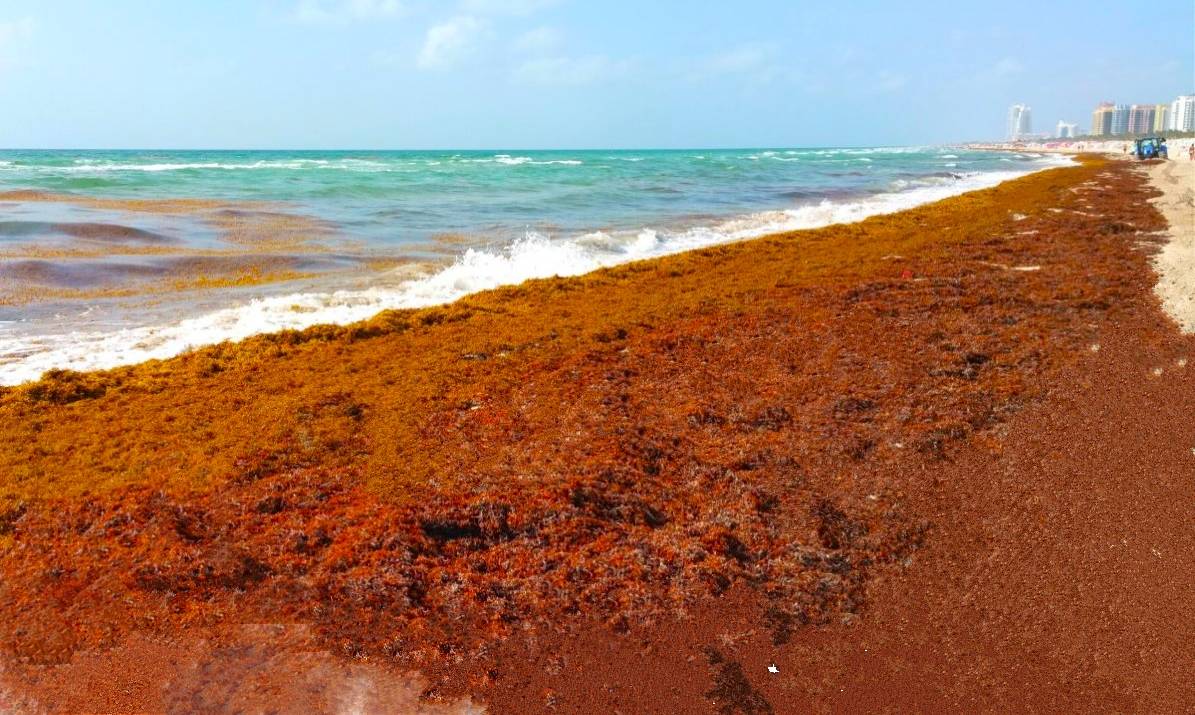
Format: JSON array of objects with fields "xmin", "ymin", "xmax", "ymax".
[{"xmin": 1188, "ymin": 144, "xmax": 1194, "ymax": 161}]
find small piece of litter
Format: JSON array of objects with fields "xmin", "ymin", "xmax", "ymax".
[
  {"xmin": 1152, "ymin": 367, "xmax": 1163, "ymax": 377},
  {"xmin": 1177, "ymin": 358, "xmax": 1187, "ymax": 368},
  {"xmin": 1089, "ymin": 344, "xmax": 1100, "ymax": 353},
  {"xmin": 767, "ymin": 664, "xmax": 779, "ymax": 674}
]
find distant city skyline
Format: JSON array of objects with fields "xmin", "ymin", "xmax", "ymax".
[
  {"xmin": 1084, "ymin": 94, "xmax": 1195, "ymax": 137},
  {"xmin": 0, "ymin": 0, "xmax": 1191, "ymax": 148},
  {"xmin": 1007, "ymin": 92, "xmax": 1193, "ymax": 141}
]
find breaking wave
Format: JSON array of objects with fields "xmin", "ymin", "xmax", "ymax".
[{"xmin": 0, "ymin": 156, "xmax": 1073, "ymax": 385}]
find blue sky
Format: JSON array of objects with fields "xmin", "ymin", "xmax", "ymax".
[{"xmin": 0, "ymin": 0, "xmax": 1191, "ymax": 149}]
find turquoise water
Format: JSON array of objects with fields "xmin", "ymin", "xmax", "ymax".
[
  {"xmin": 0, "ymin": 147, "xmax": 1069, "ymax": 384},
  {"xmin": 0, "ymin": 147, "xmax": 1048, "ymax": 247}
]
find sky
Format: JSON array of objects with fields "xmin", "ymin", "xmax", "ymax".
[{"xmin": 0, "ymin": 0, "xmax": 1191, "ymax": 149}]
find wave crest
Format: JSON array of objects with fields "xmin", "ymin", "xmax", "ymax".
[{"xmin": 0, "ymin": 155, "xmax": 1074, "ymax": 385}]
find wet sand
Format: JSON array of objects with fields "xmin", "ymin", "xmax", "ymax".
[{"xmin": 1, "ymin": 157, "xmax": 1192, "ymax": 713}]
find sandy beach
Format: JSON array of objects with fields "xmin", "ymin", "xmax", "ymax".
[
  {"xmin": 0, "ymin": 155, "xmax": 1191, "ymax": 712},
  {"xmin": 968, "ymin": 137, "xmax": 1195, "ymax": 158},
  {"xmin": 1149, "ymin": 160, "xmax": 1195, "ymax": 331}
]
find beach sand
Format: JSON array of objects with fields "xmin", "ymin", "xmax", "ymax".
[
  {"xmin": 969, "ymin": 137, "xmax": 1195, "ymax": 158},
  {"xmin": 1, "ymin": 157, "xmax": 1192, "ymax": 713},
  {"xmin": 1148, "ymin": 159, "xmax": 1195, "ymax": 332}
]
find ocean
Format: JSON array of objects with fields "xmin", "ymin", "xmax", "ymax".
[{"xmin": 0, "ymin": 147, "xmax": 1071, "ymax": 385}]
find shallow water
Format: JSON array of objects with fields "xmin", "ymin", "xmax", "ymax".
[{"xmin": 0, "ymin": 147, "xmax": 1071, "ymax": 384}]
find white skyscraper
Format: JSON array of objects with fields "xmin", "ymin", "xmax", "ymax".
[
  {"xmin": 1055, "ymin": 121, "xmax": 1078, "ymax": 138},
  {"xmin": 1169, "ymin": 95, "xmax": 1195, "ymax": 132},
  {"xmin": 1007, "ymin": 104, "xmax": 1032, "ymax": 140}
]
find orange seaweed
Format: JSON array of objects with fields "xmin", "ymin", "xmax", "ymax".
[{"xmin": 0, "ymin": 158, "xmax": 1171, "ymax": 675}]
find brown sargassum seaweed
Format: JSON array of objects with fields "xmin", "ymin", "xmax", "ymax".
[{"xmin": 0, "ymin": 158, "xmax": 1168, "ymax": 670}]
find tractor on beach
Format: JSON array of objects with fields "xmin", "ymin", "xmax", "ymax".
[{"xmin": 1132, "ymin": 137, "xmax": 1168, "ymax": 160}]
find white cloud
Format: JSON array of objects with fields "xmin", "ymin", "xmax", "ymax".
[
  {"xmin": 461, "ymin": 0, "xmax": 559, "ymax": 15},
  {"xmin": 0, "ymin": 16, "xmax": 34, "ymax": 45},
  {"xmin": 292, "ymin": 0, "xmax": 404, "ymax": 24},
  {"xmin": 512, "ymin": 54, "xmax": 631, "ymax": 86},
  {"xmin": 514, "ymin": 25, "xmax": 562, "ymax": 53},
  {"xmin": 0, "ymin": 16, "xmax": 34, "ymax": 70},
  {"xmin": 417, "ymin": 16, "xmax": 483, "ymax": 70}
]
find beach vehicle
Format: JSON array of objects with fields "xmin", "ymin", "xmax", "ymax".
[{"xmin": 1132, "ymin": 137, "xmax": 1167, "ymax": 160}]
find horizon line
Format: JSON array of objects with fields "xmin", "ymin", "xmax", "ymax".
[{"xmin": 0, "ymin": 143, "xmax": 969, "ymax": 153}]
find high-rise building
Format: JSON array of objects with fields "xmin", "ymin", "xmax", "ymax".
[
  {"xmin": 1055, "ymin": 120, "xmax": 1078, "ymax": 138},
  {"xmin": 1007, "ymin": 104, "xmax": 1032, "ymax": 140},
  {"xmin": 1127, "ymin": 105, "xmax": 1156, "ymax": 134},
  {"xmin": 1104, "ymin": 105, "xmax": 1123, "ymax": 135},
  {"xmin": 1153, "ymin": 104, "xmax": 1169, "ymax": 133},
  {"xmin": 1090, "ymin": 102, "xmax": 1114, "ymax": 136},
  {"xmin": 1169, "ymin": 95, "xmax": 1195, "ymax": 132}
]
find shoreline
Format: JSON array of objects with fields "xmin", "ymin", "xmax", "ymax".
[
  {"xmin": 0, "ymin": 153, "xmax": 1071, "ymax": 386},
  {"xmin": 968, "ymin": 136, "xmax": 1195, "ymax": 157},
  {"xmin": 2, "ymin": 156, "xmax": 1193, "ymax": 712}
]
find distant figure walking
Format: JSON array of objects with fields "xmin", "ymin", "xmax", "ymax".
[{"xmin": 1188, "ymin": 144, "xmax": 1194, "ymax": 162}]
